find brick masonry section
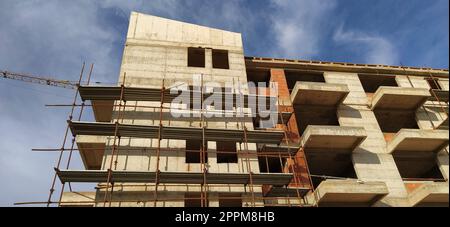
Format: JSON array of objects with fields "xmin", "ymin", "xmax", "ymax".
[{"xmin": 270, "ymin": 69, "xmax": 311, "ymax": 189}]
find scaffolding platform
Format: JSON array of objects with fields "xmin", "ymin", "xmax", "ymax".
[
  {"xmin": 79, "ymin": 85, "xmax": 291, "ymax": 123},
  {"xmin": 69, "ymin": 121, "xmax": 285, "ymax": 144},
  {"xmin": 263, "ymin": 185, "xmax": 310, "ymax": 198},
  {"xmin": 79, "ymin": 86, "xmax": 277, "ymax": 107},
  {"xmin": 259, "ymin": 144, "xmax": 301, "ymax": 155},
  {"xmin": 55, "ymin": 169, "xmax": 294, "ymax": 186}
]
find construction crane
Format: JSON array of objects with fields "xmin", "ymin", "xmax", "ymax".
[{"xmin": 1, "ymin": 70, "xmax": 77, "ymax": 89}]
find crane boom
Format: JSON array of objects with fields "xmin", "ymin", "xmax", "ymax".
[{"xmin": 1, "ymin": 70, "xmax": 77, "ymax": 89}]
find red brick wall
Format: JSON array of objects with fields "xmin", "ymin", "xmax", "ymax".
[{"xmin": 270, "ymin": 69, "xmax": 311, "ymax": 189}]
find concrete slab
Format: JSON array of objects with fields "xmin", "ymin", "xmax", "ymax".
[
  {"xmin": 92, "ymin": 100, "xmax": 114, "ymax": 122},
  {"xmin": 371, "ymin": 86, "xmax": 431, "ymax": 110},
  {"xmin": 290, "ymin": 82, "xmax": 349, "ymax": 106},
  {"xmin": 301, "ymin": 126, "xmax": 367, "ymax": 153},
  {"xmin": 56, "ymin": 170, "xmax": 294, "ymax": 185},
  {"xmin": 409, "ymin": 182, "xmax": 449, "ymax": 207},
  {"xmin": 60, "ymin": 192, "xmax": 96, "ymax": 207},
  {"xmin": 438, "ymin": 118, "xmax": 448, "ymax": 130},
  {"xmin": 69, "ymin": 121, "xmax": 285, "ymax": 144},
  {"xmin": 76, "ymin": 135, "xmax": 106, "ymax": 170},
  {"xmin": 313, "ymin": 180, "xmax": 389, "ymax": 207},
  {"xmin": 262, "ymin": 185, "xmax": 310, "ymax": 198},
  {"xmin": 387, "ymin": 129, "xmax": 449, "ymax": 155}
]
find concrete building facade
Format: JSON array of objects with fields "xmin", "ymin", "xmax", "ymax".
[{"xmin": 57, "ymin": 12, "xmax": 449, "ymax": 207}]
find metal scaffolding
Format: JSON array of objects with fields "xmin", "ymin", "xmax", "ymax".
[{"xmin": 29, "ymin": 69, "xmax": 315, "ymax": 207}]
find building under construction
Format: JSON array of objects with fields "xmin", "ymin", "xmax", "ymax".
[{"xmin": 32, "ymin": 12, "xmax": 449, "ymax": 207}]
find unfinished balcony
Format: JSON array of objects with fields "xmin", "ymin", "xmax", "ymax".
[
  {"xmin": 370, "ymin": 86, "xmax": 431, "ymax": 111},
  {"xmin": 311, "ymin": 179, "xmax": 389, "ymax": 207},
  {"xmin": 290, "ymin": 82, "xmax": 349, "ymax": 107},
  {"xmin": 300, "ymin": 126, "xmax": 367, "ymax": 189},
  {"xmin": 387, "ymin": 129, "xmax": 449, "ymax": 182},
  {"xmin": 289, "ymin": 81, "xmax": 350, "ymax": 138},
  {"xmin": 372, "ymin": 87, "xmax": 432, "ymax": 136},
  {"xmin": 408, "ymin": 182, "xmax": 449, "ymax": 207},
  {"xmin": 76, "ymin": 135, "xmax": 106, "ymax": 170},
  {"xmin": 301, "ymin": 125, "xmax": 367, "ymax": 153},
  {"xmin": 387, "ymin": 129, "xmax": 449, "ymax": 155}
]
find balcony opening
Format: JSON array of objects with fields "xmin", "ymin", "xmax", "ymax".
[
  {"xmin": 306, "ymin": 152, "xmax": 357, "ymax": 189},
  {"xmin": 184, "ymin": 192, "xmax": 203, "ymax": 207},
  {"xmin": 427, "ymin": 78, "xmax": 442, "ymax": 90},
  {"xmin": 217, "ymin": 141, "xmax": 238, "ymax": 163},
  {"xmin": 393, "ymin": 153, "xmax": 445, "ymax": 181},
  {"xmin": 219, "ymin": 193, "xmax": 242, "ymax": 207},
  {"xmin": 294, "ymin": 106, "xmax": 340, "ymax": 136},
  {"xmin": 188, "ymin": 47, "xmax": 205, "ymax": 68},
  {"xmin": 212, "ymin": 49, "xmax": 229, "ymax": 69},
  {"xmin": 246, "ymin": 68, "xmax": 271, "ymax": 89},
  {"xmin": 186, "ymin": 140, "xmax": 208, "ymax": 163},
  {"xmin": 285, "ymin": 70, "xmax": 325, "ymax": 92},
  {"xmin": 374, "ymin": 110, "xmax": 419, "ymax": 134},
  {"xmin": 358, "ymin": 74, "xmax": 398, "ymax": 94},
  {"xmin": 258, "ymin": 156, "xmax": 286, "ymax": 173}
]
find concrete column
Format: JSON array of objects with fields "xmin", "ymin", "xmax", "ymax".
[{"xmin": 324, "ymin": 72, "xmax": 409, "ymax": 205}]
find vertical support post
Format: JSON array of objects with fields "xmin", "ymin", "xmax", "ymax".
[
  {"xmin": 237, "ymin": 79, "xmax": 256, "ymax": 207},
  {"xmin": 103, "ymin": 73, "xmax": 126, "ymax": 207},
  {"xmin": 46, "ymin": 62, "xmax": 85, "ymax": 207},
  {"xmin": 200, "ymin": 74, "xmax": 208, "ymax": 207},
  {"xmin": 154, "ymin": 79, "xmax": 165, "ymax": 207},
  {"xmin": 57, "ymin": 63, "xmax": 94, "ymax": 206}
]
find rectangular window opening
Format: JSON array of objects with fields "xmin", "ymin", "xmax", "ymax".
[
  {"xmin": 219, "ymin": 193, "xmax": 242, "ymax": 207},
  {"xmin": 294, "ymin": 106, "xmax": 340, "ymax": 136},
  {"xmin": 258, "ymin": 157, "xmax": 286, "ymax": 173},
  {"xmin": 185, "ymin": 193, "xmax": 203, "ymax": 207},
  {"xmin": 306, "ymin": 153, "xmax": 357, "ymax": 189},
  {"xmin": 427, "ymin": 79, "xmax": 442, "ymax": 90},
  {"xmin": 212, "ymin": 49, "xmax": 229, "ymax": 69},
  {"xmin": 358, "ymin": 74, "xmax": 398, "ymax": 93},
  {"xmin": 374, "ymin": 110, "xmax": 419, "ymax": 133},
  {"xmin": 188, "ymin": 47, "xmax": 205, "ymax": 68},
  {"xmin": 186, "ymin": 140, "xmax": 208, "ymax": 163},
  {"xmin": 394, "ymin": 154, "xmax": 445, "ymax": 181},
  {"xmin": 285, "ymin": 70, "xmax": 325, "ymax": 91},
  {"xmin": 217, "ymin": 141, "xmax": 238, "ymax": 163}
]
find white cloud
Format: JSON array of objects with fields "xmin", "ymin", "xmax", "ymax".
[
  {"xmin": 269, "ymin": 0, "xmax": 337, "ymax": 59},
  {"xmin": 0, "ymin": 0, "xmax": 186, "ymax": 206},
  {"xmin": 333, "ymin": 25, "xmax": 399, "ymax": 65}
]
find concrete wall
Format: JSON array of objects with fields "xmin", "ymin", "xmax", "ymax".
[
  {"xmin": 396, "ymin": 75, "xmax": 449, "ymax": 181},
  {"xmin": 97, "ymin": 12, "xmax": 261, "ymax": 207},
  {"xmin": 324, "ymin": 72, "xmax": 410, "ymax": 205},
  {"xmin": 317, "ymin": 72, "xmax": 449, "ymax": 206}
]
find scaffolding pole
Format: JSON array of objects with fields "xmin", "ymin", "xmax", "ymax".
[
  {"xmin": 57, "ymin": 63, "xmax": 94, "ymax": 206},
  {"xmin": 46, "ymin": 62, "xmax": 85, "ymax": 207}
]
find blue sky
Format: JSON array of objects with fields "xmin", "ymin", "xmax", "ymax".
[{"xmin": 0, "ymin": 0, "xmax": 448, "ymax": 206}]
